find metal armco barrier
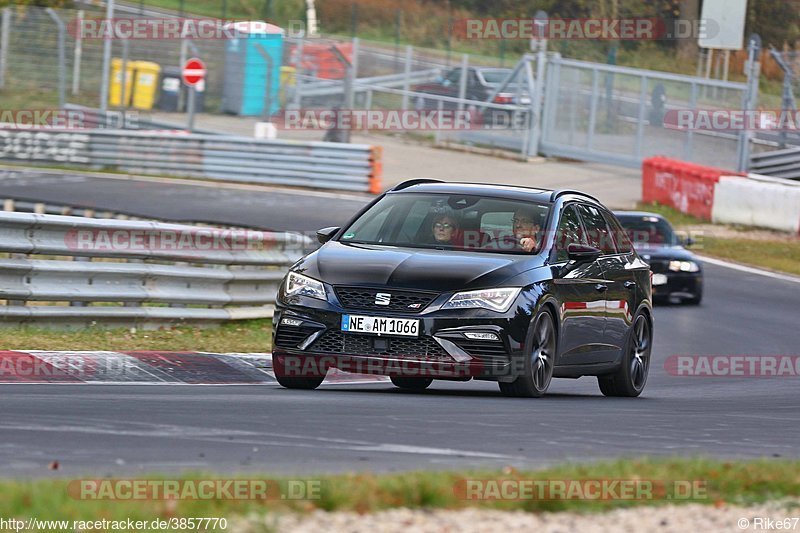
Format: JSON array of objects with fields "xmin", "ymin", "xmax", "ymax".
[
  {"xmin": 750, "ymin": 147, "xmax": 800, "ymax": 180},
  {"xmin": 0, "ymin": 211, "xmax": 312, "ymax": 328},
  {"xmin": 0, "ymin": 129, "xmax": 383, "ymax": 193}
]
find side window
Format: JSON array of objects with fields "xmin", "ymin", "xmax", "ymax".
[
  {"xmin": 602, "ymin": 211, "xmax": 633, "ymax": 253},
  {"xmin": 577, "ymin": 204, "xmax": 617, "ymax": 254},
  {"xmin": 445, "ymin": 69, "xmax": 460, "ymax": 85},
  {"xmin": 555, "ymin": 205, "xmax": 586, "ymax": 262}
]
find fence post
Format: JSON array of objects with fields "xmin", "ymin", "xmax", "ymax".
[
  {"xmin": 457, "ymin": 54, "xmax": 468, "ymax": 112},
  {"xmin": 737, "ymin": 35, "xmax": 761, "ymax": 172},
  {"xmin": 99, "ymin": 0, "xmax": 115, "ymax": 112},
  {"xmin": 120, "ymin": 38, "xmax": 130, "ymax": 110},
  {"xmin": 526, "ymin": 45, "xmax": 548, "ymax": 158},
  {"xmin": 634, "ymin": 76, "xmax": 648, "ymax": 161},
  {"xmin": 292, "ymin": 37, "xmax": 305, "ymax": 109},
  {"xmin": 401, "ymin": 45, "xmax": 412, "ymax": 111},
  {"xmin": 72, "ymin": 10, "xmax": 84, "ymax": 95},
  {"xmin": 45, "ymin": 8, "xmax": 67, "ymax": 110},
  {"xmin": 0, "ymin": 8, "xmax": 10, "ymax": 90}
]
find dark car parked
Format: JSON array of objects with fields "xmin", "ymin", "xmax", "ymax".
[
  {"xmin": 412, "ymin": 67, "xmax": 530, "ymax": 124},
  {"xmin": 273, "ymin": 181, "xmax": 653, "ymax": 398},
  {"xmin": 615, "ymin": 212, "xmax": 703, "ymax": 305}
]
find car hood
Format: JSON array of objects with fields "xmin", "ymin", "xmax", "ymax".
[
  {"xmin": 294, "ymin": 242, "xmax": 542, "ymax": 292},
  {"xmin": 635, "ymin": 245, "xmax": 697, "ymax": 262}
]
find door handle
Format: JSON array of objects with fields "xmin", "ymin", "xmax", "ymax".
[
  {"xmin": 623, "ymin": 281, "xmax": 637, "ymax": 289},
  {"xmin": 594, "ymin": 283, "xmax": 608, "ymax": 292}
]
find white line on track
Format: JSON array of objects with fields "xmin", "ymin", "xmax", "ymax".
[{"xmin": 697, "ymin": 254, "xmax": 800, "ymax": 284}]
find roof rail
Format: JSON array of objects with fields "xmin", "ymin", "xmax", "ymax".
[
  {"xmin": 390, "ymin": 179, "xmax": 444, "ymax": 191},
  {"xmin": 550, "ymin": 189, "xmax": 600, "ymax": 203}
]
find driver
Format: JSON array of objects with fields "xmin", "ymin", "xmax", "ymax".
[
  {"xmin": 512, "ymin": 208, "xmax": 542, "ymax": 252},
  {"xmin": 431, "ymin": 212, "xmax": 463, "ymax": 248}
]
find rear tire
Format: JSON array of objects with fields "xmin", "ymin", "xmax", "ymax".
[
  {"xmin": 390, "ymin": 377, "xmax": 433, "ymax": 390},
  {"xmin": 598, "ymin": 311, "xmax": 652, "ymax": 397},
  {"xmin": 499, "ymin": 309, "xmax": 556, "ymax": 398}
]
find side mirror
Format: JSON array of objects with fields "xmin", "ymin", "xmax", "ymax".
[
  {"xmin": 316, "ymin": 226, "xmax": 340, "ymax": 244},
  {"xmin": 567, "ymin": 243, "xmax": 602, "ymax": 263},
  {"xmin": 684, "ymin": 237, "xmax": 695, "ymax": 247}
]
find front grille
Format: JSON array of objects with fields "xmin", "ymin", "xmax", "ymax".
[
  {"xmin": 451, "ymin": 339, "xmax": 510, "ymax": 365},
  {"xmin": 334, "ymin": 286, "xmax": 438, "ymax": 313},
  {"xmin": 647, "ymin": 259, "xmax": 669, "ymax": 273},
  {"xmin": 310, "ymin": 331, "xmax": 451, "ymax": 360},
  {"xmin": 274, "ymin": 325, "xmax": 319, "ymax": 348}
]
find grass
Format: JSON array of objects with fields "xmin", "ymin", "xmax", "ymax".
[
  {"xmin": 0, "ymin": 458, "xmax": 798, "ymax": 524},
  {"xmin": 0, "ymin": 319, "xmax": 272, "ymax": 352},
  {"xmin": 636, "ymin": 202, "xmax": 800, "ymax": 276}
]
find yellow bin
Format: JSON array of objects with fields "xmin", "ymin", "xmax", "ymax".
[
  {"xmin": 130, "ymin": 61, "xmax": 161, "ymax": 110},
  {"xmin": 279, "ymin": 66, "xmax": 296, "ymax": 106},
  {"xmin": 109, "ymin": 58, "xmax": 135, "ymax": 107}
]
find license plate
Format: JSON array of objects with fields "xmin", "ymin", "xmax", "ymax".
[
  {"xmin": 652, "ymin": 273, "xmax": 668, "ymax": 286},
  {"xmin": 341, "ymin": 315, "xmax": 420, "ymax": 337}
]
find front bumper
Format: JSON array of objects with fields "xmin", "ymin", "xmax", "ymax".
[
  {"xmin": 652, "ymin": 271, "xmax": 703, "ymax": 299},
  {"xmin": 272, "ymin": 295, "xmax": 533, "ymax": 381}
]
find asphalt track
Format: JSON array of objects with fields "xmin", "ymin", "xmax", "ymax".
[
  {"xmin": 0, "ymin": 168, "xmax": 371, "ymax": 232},
  {"xmin": 1, "ymin": 262, "xmax": 798, "ymax": 478},
  {"xmin": 0, "ymin": 169, "xmax": 798, "ymax": 477}
]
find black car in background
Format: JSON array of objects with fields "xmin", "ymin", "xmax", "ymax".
[
  {"xmin": 615, "ymin": 212, "xmax": 703, "ymax": 305},
  {"xmin": 273, "ymin": 181, "xmax": 653, "ymax": 398},
  {"xmin": 412, "ymin": 67, "xmax": 531, "ymax": 124}
]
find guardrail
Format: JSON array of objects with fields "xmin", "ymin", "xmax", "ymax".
[
  {"xmin": 299, "ymin": 68, "xmax": 442, "ymax": 98},
  {"xmin": 750, "ymin": 147, "xmax": 800, "ymax": 180},
  {"xmin": 0, "ymin": 129, "xmax": 383, "ymax": 193},
  {"xmin": 0, "ymin": 211, "xmax": 312, "ymax": 328}
]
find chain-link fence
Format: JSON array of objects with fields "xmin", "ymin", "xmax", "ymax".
[{"xmin": 0, "ymin": 5, "xmax": 777, "ymax": 173}]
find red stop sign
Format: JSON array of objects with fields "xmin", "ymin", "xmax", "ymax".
[{"xmin": 182, "ymin": 58, "xmax": 206, "ymax": 86}]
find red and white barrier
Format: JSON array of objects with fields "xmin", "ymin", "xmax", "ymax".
[
  {"xmin": 712, "ymin": 174, "xmax": 800, "ymax": 234},
  {"xmin": 642, "ymin": 157, "xmax": 800, "ymax": 234}
]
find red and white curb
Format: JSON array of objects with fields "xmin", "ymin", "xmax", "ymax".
[{"xmin": 0, "ymin": 351, "xmax": 388, "ymax": 385}]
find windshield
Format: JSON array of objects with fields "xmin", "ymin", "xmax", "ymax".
[
  {"xmin": 339, "ymin": 192, "xmax": 550, "ymax": 254},
  {"xmin": 616, "ymin": 215, "xmax": 678, "ymax": 247}
]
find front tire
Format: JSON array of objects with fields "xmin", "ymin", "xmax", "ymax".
[
  {"xmin": 598, "ymin": 311, "xmax": 652, "ymax": 397},
  {"xmin": 390, "ymin": 377, "xmax": 433, "ymax": 390},
  {"xmin": 273, "ymin": 355, "xmax": 326, "ymax": 390},
  {"xmin": 499, "ymin": 309, "xmax": 556, "ymax": 398},
  {"xmin": 275, "ymin": 375, "xmax": 325, "ymax": 390}
]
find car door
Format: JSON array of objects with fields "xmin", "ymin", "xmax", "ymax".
[
  {"xmin": 576, "ymin": 204, "xmax": 631, "ymax": 358},
  {"xmin": 601, "ymin": 210, "xmax": 643, "ymax": 350},
  {"xmin": 551, "ymin": 203, "xmax": 609, "ymax": 365}
]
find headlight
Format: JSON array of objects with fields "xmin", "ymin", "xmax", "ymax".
[
  {"xmin": 668, "ymin": 260, "xmax": 700, "ymax": 273},
  {"xmin": 442, "ymin": 288, "xmax": 521, "ymax": 313},
  {"xmin": 284, "ymin": 271, "xmax": 326, "ymax": 300}
]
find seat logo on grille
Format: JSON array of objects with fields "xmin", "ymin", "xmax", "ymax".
[{"xmin": 374, "ymin": 293, "xmax": 392, "ymax": 306}]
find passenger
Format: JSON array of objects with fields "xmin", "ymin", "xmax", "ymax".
[{"xmin": 513, "ymin": 208, "xmax": 542, "ymax": 252}]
